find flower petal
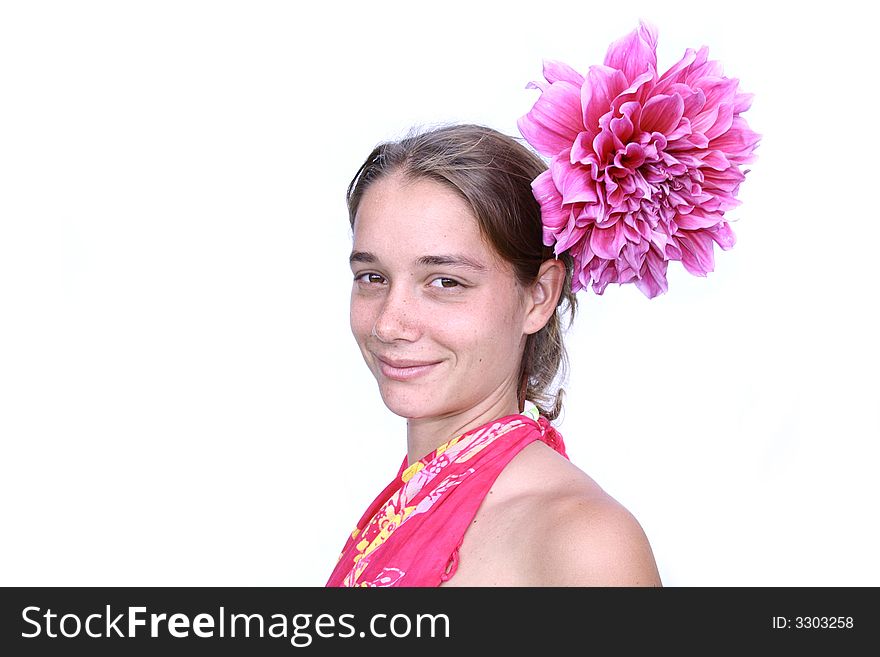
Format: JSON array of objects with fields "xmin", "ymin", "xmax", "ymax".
[
  {"xmin": 541, "ymin": 58, "xmax": 585, "ymax": 86},
  {"xmin": 707, "ymin": 221, "xmax": 737, "ymax": 250},
  {"xmin": 674, "ymin": 207, "xmax": 723, "ymax": 230},
  {"xmin": 603, "ymin": 20, "xmax": 658, "ymax": 83},
  {"xmin": 531, "ymin": 168, "xmax": 567, "ymax": 230},
  {"xmin": 708, "ymin": 116, "xmax": 761, "ymax": 164},
  {"xmin": 640, "ymin": 93, "xmax": 685, "ymax": 134},
  {"xmin": 550, "ymin": 157, "xmax": 599, "ymax": 205},
  {"xmin": 634, "ymin": 249, "xmax": 669, "ymax": 298},
  {"xmin": 518, "ymin": 80, "xmax": 584, "ymax": 158},
  {"xmin": 733, "ymin": 91, "xmax": 754, "ymax": 114},
  {"xmin": 700, "ymin": 149, "xmax": 731, "ymax": 170},
  {"xmin": 582, "ymin": 65, "xmax": 628, "ymax": 134},
  {"xmin": 655, "ymin": 47, "xmax": 699, "ymax": 90},
  {"xmin": 677, "ymin": 230, "xmax": 716, "ymax": 276},
  {"xmin": 590, "ymin": 220, "xmax": 626, "ymax": 259}
]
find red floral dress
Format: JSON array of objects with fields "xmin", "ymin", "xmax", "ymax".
[{"xmin": 326, "ymin": 409, "xmax": 568, "ymax": 587}]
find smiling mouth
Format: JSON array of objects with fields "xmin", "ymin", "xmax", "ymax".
[{"xmin": 375, "ymin": 357, "xmax": 441, "ymax": 381}]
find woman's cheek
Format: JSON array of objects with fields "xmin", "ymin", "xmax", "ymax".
[
  {"xmin": 439, "ymin": 311, "xmax": 497, "ymax": 358},
  {"xmin": 349, "ymin": 298, "xmax": 374, "ymax": 341}
]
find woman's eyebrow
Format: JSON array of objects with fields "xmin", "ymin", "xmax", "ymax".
[
  {"xmin": 349, "ymin": 251, "xmax": 488, "ymax": 272},
  {"xmin": 415, "ymin": 254, "xmax": 488, "ymax": 272},
  {"xmin": 349, "ymin": 250, "xmax": 376, "ymax": 265}
]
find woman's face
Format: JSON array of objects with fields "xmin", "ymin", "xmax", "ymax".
[{"xmin": 349, "ymin": 172, "xmax": 530, "ymax": 421}]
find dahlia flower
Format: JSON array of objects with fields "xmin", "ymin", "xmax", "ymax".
[{"xmin": 517, "ymin": 21, "xmax": 760, "ymax": 298}]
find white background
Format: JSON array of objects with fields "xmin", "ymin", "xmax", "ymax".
[{"xmin": 1, "ymin": 0, "xmax": 877, "ymax": 586}]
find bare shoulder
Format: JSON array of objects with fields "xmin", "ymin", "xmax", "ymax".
[
  {"xmin": 530, "ymin": 489, "xmax": 662, "ymax": 586},
  {"xmin": 501, "ymin": 442, "xmax": 663, "ymax": 587}
]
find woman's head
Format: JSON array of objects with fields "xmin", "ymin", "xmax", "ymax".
[{"xmin": 346, "ymin": 123, "xmax": 577, "ymax": 421}]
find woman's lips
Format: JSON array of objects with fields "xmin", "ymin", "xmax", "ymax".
[{"xmin": 375, "ymin": 357, "xmax": 441, "ymax": 381}]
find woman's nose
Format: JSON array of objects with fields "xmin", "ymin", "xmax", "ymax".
[{"xmin": 371, "ymin": 287, "xmax": 420, "ymax": 343}]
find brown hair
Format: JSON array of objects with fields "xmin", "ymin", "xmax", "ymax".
[{"xmin": 346, "ymin": 123, "xmax": 577, "ymax": 421}]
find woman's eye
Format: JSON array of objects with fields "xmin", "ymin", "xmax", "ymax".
[
  {"xmin": 355, "ymin": 273, "xmax": 385, "ymax": 284},
  {"xmin": 430, "ymin": 277, "xmax": 460, "ymax": 289}
]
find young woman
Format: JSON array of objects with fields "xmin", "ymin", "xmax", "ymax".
[{"xmin": 326, "ymin": 123, "xmax": 662, "ymax": 587}]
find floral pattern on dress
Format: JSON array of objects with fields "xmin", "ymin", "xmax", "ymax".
[{"xmin": 327, "ymin": 409, "xmax": 568, "ymax": 587}]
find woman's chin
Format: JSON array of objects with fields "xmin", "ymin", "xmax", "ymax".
[{"xmin": 378, "ymin": 389, "xmax": 443, "ymax": 420}]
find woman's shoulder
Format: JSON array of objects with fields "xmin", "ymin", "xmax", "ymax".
[{"xmin": 497, "ymin": 441, "xmax": 663, "ymax": 586}]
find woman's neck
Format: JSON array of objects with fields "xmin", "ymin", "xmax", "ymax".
[{"xmin": 405, "ymin": 390, "xmax": 521, "ymax": 466}]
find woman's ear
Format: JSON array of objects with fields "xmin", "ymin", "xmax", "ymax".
[{"xmin": 523, "ymin": 258, "xmax": 566, "ymax": 335}]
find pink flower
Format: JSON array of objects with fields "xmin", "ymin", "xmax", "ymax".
[{"xmin": 517, "ymin": 20, "xmax": 760, "ymax": 298}]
